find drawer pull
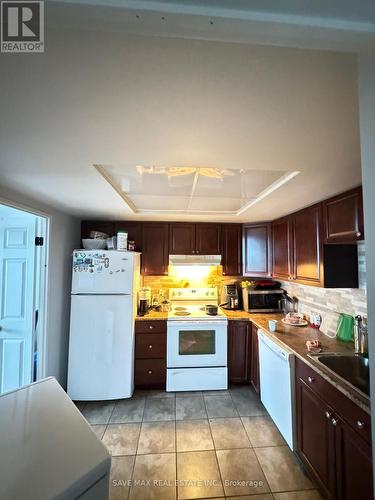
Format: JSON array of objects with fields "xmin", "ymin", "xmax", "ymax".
[
  {"xmin": 148, "ymin": 370, "xmax": 153, "ymax": 375},
  {"xmin": 356, "ymin": 231, "xmax": 362, "ymax": 238},
  {"xmin": 357, "ymin": 420, "xmax": 365, "ymax": 429},
  {"xmin": 325, "ymin": 411, "xmax": 332, "ymax": 419},
  {"xmin": 149, "ymin": 325, "xmax": 154, "ymax": 330},
  {"xmin": 308, "ymin": 376, "xmax": 315, "ymax": 383},
  {"xmin": 148, "ymin": 344, "xmax": 153, "ymax": 349},
  {"xmin": 331, "ymin": 418, "xmax": 338, "ymax": 426}
]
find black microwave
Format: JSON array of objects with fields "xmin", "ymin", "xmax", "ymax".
[{"xmin": 242, "ymin": 289, "xmax": 284, "ymax": 313}]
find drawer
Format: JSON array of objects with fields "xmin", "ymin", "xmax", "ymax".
[
  {"xmin": 296, "ymin": 357, "xmax": 371, "ymax": 443},
  {"xmin": 135, "ymin": 359, "xmax": 166, "ymax": 388},
  {"xmin": 135, "ymin": 320, "xmax": 167, "ymax": 334},
  {"xmin": 136, "ymin": 333, "xmax": 166, "ymax": 359}
]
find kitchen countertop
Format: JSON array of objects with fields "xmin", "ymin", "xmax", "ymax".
[
  {"xmin": 136, "ymin": 310, "xmax": 168, "ymax": 320},
  {"xmin": 136, "ymin": 309, "xmax": 369, "ymax": 413}
]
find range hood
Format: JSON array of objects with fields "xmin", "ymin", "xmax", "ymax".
[{"xmin": 169, "ymin": 255, "xmax": 222, "ymax": 267}]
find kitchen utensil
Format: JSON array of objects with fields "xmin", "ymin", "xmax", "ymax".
[
  {"xmin": 81, "ymin": 238, "xmax": 107, "ymax": 250},
  {"xmin": 336, "ymin": 313, "xmax": 354, "ymax": 342},
  {"xmin": 205, "ymin": 304, "xmax": 218, "ymax": 315},
  {"xmin": 106, "ymin": 236, "xmax": 117, "ymax": 250},
  {"xmin": 282, "ymin": 314, "xmax": 308, "ymax": 327}
]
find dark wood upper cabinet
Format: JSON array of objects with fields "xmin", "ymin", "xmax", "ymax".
[
  {"xmin": 272, "ymin": 216, "xmax": 293, "ymax": 281},
  {"xmin": 323, "ymin": 187, "xmax": 364, "ymax": 244},
  {"xmin": 243, "ymin": 223, "xmax": 272, "ymax": 277},
  {"xmin": 141, "ymin": 223, "xmax": 169, "ymax": 275},
  {"xmin": 169, "ymin": 223, "xmax": 221, "ymax": 255},
  {"xmin": 221, "ymin": 224, "xmax": 242, "ymax": 276},
  {"xmin": 195, "ymin": 223, "xmax": 221, "ymax": 255},
  {"xmin": 114, "ymin": 221, "xmax": 143, "ymax": 251},
  {"xmin": 293, "ymin": 204, "xmax": 323, "ymax": 286},
  {"xmin": 169, "ymin": 223, "xmax": 196, "ymax": 254},
  {"xmin": 250, "ymin": 324, "xmax": 260, "ymax": 395},
  {"xmin": 228, "ymin": 320, "xmax": 251, "ymax": 384}
]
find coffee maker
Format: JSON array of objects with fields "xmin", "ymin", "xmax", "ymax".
[
  {"xmin": 138, "ymin": 287, "xmax": 151, "ymax": 316},
  {"xmin": 220, "ymin": 283, "xmax": 239, "ymax": 310}
]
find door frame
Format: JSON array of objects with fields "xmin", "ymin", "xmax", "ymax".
[{"xmin": 0, "ymin": 196, "xmax": 49, "ymax": 383}]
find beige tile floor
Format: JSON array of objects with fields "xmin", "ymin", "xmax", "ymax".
[{"xmin": 76, "ymin": 386, "xmax": 323, "ymax": 500}]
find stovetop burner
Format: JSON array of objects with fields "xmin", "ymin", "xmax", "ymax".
[{"xmin": 174, "ymin": 311, "xmax": 191, "ymax": 316}]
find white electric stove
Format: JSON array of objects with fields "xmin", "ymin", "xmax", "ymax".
[{"xmin": 166, "ymin": 288, "xmax": 228, "ymax": 392}]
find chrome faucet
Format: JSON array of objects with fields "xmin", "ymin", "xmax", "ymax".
[{"xmin": 354, "ymin": 315, "xmax": 369, "ymax": 357}]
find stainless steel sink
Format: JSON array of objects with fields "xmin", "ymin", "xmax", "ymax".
[{"xmin": 307, "ymin": 353, "xmax": 370, "ymax": 397}]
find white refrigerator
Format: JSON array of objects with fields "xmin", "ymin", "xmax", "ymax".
[{"xmin": 67, "ymin": 250, "xmax": 140, "ymax": 401}]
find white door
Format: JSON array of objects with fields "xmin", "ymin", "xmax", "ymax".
[
  {"xmin": 0, "ymin": 213, "xmax": 37, "ymax": 393},
  {"xmin": 71, "ymin": 250, "xmax": 136, "ymax": 294},
  {"xmin": 67, "ymin": 294, "xmax": 135, "ymax": 400}
]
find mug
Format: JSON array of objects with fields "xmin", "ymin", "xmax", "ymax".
[{"xmin": 268, "ymin": 319, "xmax": 278, "ymax": 332}]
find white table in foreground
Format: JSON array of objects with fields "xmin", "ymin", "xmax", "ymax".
[{"xmin": 0, "ymin": 377, "xmax": 111, "ymax": 500}]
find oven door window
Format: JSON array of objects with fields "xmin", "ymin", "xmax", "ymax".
[{"xmin": 179, "ymin": 330, "xmax": 216, "ymax": 355}]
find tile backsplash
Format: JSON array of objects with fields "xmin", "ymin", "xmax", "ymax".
[
  {"xmin": 143, "ymin": 242, "xmax": 367, "ymax": 338},
  {"xmin": 282, "ymin": 241, "xmax": 367, "ymax": 337}
]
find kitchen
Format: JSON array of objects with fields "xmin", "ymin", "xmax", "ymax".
[
  {"xmin": 65, "ymin": 184, "xmax": 369, "ymax": 500},
  {"xmin": 0, "ymin": 1, "xmax": 374, "ymax": 500}
]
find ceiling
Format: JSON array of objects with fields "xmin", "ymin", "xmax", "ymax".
[
  {"xmin": 0, "ymin": 1, "xmax": 367, "ymax": 222},
  {"xmin": 97, "ymin": 165, "xmax": 299, "ymax": 215}
]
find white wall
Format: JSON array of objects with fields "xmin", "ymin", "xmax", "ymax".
[
  {"xmin": 358, "ymin": 53, "xmax": 375, "ymax": 471},
  {"xmin": 0, "ymin": 186, "xmax": 80, "ymax": 388}
]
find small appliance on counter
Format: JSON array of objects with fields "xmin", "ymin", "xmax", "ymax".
[
  {"xmin": 242, "ymin": 287, "xmax": 284, "ymax": 313},
  {"xmin": 138, "ymin": 287, "xmax": 151, "ymax": 316},
  {"xmin": 281, "ymin": 293, "xmax": 298, "ymax": 314},
  {"xmin": 220, "ymin": 283, "xmax": 239, "ymax": 310}
]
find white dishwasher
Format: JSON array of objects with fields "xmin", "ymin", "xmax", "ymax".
[{"xmin": 258, "ymin": 329, "xmax": 295, "ymax": 450}]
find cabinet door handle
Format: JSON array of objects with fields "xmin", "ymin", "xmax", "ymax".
[
  {"xmin": 149, "ymin": 325, "xmax": 153, "ymax": 330},
  {"xmin": 325, "ymin": 411, "xmax": 332, "ymax": 419},
  {"xmin": 357, "ymin": 420, "xmax": 365, "ymax": 429},
  {"xmin": 192, "ymin": 250, "xmax": 195, "ymax": 254},
  {"xmin": 148, "ymin": 370, "xmax": 153, "ymax": 375},
  {"xmin": 356, "ymin": 231, "xmax": 362, "ymax": 238},
  {"xmin": 148, "ymin": 344, "xmax": 153, "ymax": 349},
  {"xmin": 331, "ymin": 418, "xmax": 338, "ymax": 426},
  {"xmin": 308, "ymin": 376, "xmax": 315, "ymax": 383}
]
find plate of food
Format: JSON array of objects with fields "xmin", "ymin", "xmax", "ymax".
[{"xmin": 282, "ymin": 313, "xmax": 308, "ymax": 327}]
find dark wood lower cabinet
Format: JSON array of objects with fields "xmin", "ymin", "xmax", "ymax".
[
  {"xmin": 295, "ymin": 357, "xmax": 373, "ymax": 500},
  {"xmin": 250, "ymin": 324, "xmax": 260, "ymax": 394},
  {"xmin": 135, "ymin": 320, "xmax": 167, "ymax": 389},
  {"xmin": 335, "ymin": 416, "xmax": 373, "ymax": 500},
  {"xmin": 228, "ymin": 321, "xmax": 251, "ymax": 384},
  {"xmin": 296, "ymin": 378, "xmax": 336, "ymax": 498}
]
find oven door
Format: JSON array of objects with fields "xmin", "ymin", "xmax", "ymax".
[{"xmin": 167, "ymin": 320, "xmax": 227, "ymax": 368}]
